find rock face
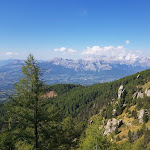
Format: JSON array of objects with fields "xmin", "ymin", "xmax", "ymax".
[
  {"xmin": 145, "ymin": 88, "xmax": 150, "ymax": 97},
  {"xmin": 118, "ymin": 85, "xmax": 124, "ymax": 99},
  {"xmin": 138, "ymin": 109, "xmax": 145, "ymax": 123},
  {"xmin": 137, "ymin": 92, "xmax": 144, "ymax": 99},
  {"xmin": 133, "ymin": 131, "xmax": 138, "ymax": 142},
  {"xmin": 104, "ymin": 118, "xmax": 123, "ymax": 135},
  {"xmin": 112, "ymin": 109, "xmax": 117, "ymax": 116},
  {"xmin": 89, "ymin": 120, "xmax": 93, "ymax": 125},
  {"xmin": 137, "ymin": 74, "xmax": 140, "ymax": 79},
  {"xmin": 133, "ymin": 91, "xmax": 144, "ymax": 99},
  {"xmin": 41, "ymin": 91, "xmax": 57, "ymax": 99}
]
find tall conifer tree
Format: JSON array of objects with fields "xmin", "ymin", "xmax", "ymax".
[{"xmin": 9, "ymin": 54, "xmax": 44, "ymax": 149}]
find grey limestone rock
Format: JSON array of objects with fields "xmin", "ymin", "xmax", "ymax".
[
  {"xmin": 137, "ymin": 92, "xmax": 144, "ymax": 99},
  {"xmin": 133, "ymin": 91, "xmax": 144, "ymax": 99},
  {"xmin": 118, "ymin": 85, "xmax": 124, "ymax": 99},
  {"xmin": 104, "ymin": 118, "xmax": 123, "ymax": 135},
  {"xmin": 133, "ymin": 131, "xmax": 138, "ymax": 142},
  {"xmin": 145, "ymin": 88, "xmax": 150, "ymax": 97},
  {"xmin": 137, "ymin": 74, "xmax": 140, "ymax": 79},
  {"xmin": 138, "ymin": 109, "xmax": 145, "ymax": 123},
  {"xmin": 112, "ymin": 109, "xmax": 117, "ymax": 116}
]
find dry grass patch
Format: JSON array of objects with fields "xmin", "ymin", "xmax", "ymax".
[{"xmin": 42, "ymin": 91, "xmax": 57, "ymax": 99}]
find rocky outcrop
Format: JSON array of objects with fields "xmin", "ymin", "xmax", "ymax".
[
  {"xmin": 89, "ymin": 120, "xmax": 93, "ymax": 125},
  {"xmin": 41, "ymin": 91, "xmax": 57, "ymax": 99},
  {"xmin": 112, "ymin": 109, "xmax": 117, "ymax": 116},
  {"xmin": 133, "ymin": 91, "xmax": 144, "ymax": 99},
  {"xmin": 104, "ymin": 118, "xmax": 123, "ymax": 135},
  {"xmin": 118, "ymin": 85, "xmax": 124, "ymax": 99},
  {"xmin": 137, "ymin": 92, "xmax": 144, "ymax": 99},
  {"xmin": 133, "ymin": 131, "xmax": 138, "ymax": 142},
  {"xmin": 138, "ymin": 109, "xmax": 149, "ymax": 123},
  {"xmin": 145, "ymin": 88, "xmax": 150, "ymax": 97},
  {"xmin": 138, "ymin": 109, "xmax": 145, "ymax": 123},
  {"xmin": 137, "ymin": 74, "xmax": 140, "ymax": 79}
]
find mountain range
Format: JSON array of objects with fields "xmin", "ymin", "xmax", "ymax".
[{"xmin": 0, "ymin": 56, "xmax": 150, "ymax": 101}]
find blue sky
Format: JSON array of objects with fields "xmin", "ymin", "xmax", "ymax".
[{"xmin": 0, "ymin": 0, "xmax": 150, "ymax": 60}]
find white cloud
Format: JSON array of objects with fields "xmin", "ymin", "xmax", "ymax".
[
  {"xmin": 81, "ymin": 45, "xmax": 142, "ymax": 63},
  {"xmin": 126, "ymin": 40, "xmax": 130, "ymax": 45},
  {"xmin": 125, "ymin": 53, "xmax": 138, "ymax": 61},
  {"xmin": 54, "ymin": 47, "xmax": 76, "ymax": 53},
  {"xmin": 6, "ymin": 52, "xmax": 13, "ymax": 55},
  {"xmin": 54, "ymin": 48, "xmax": 59, "ymax": 52},
  {"xmin": 68, "ymin": 49, "xmax": 76, "ymax": 53},
  {"xmin": 59, "ymin": 47, "xmax": 66, "ymax": 52},
  {"xmin": 5, "ymin": 52, "xmax": 18, "ymax": 56},
  {"xmin": 82, "ymin": 45, "xmax": 126, "ymax": 56},
  {"xmin": 54, "ymin": 47, "xmax": 66, "ymax": 52}
]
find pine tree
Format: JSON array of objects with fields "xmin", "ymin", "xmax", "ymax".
[
  {"xmin": 128, "ymin": 130, "xmax": 133, "ymax": 143},
  {"xmin": 115, "ymin": 126, "xmax": 119, "ymax": 135},
  {"xmin": 0, "ymin": 54, "xmax": 81, "ymax": 149},
  {"xmin": 143, "ymin": 113, "xmax": 149, "ymax": 123},
  {"xmin": 8, "ymin": 54, "xmax": 44, "ymax": 149}
]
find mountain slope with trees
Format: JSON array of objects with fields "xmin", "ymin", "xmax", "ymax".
[{"xmin": 0, "ymin": 55, "xmax": 150, "ymax": 149}]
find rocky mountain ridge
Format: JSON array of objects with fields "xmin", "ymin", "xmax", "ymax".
[
  {"xmin": 47, "ymin": 56, "xmax": 150, "ymax": 72},
  {"xmin": 0, "ymin": 57, "xmax": 150, "ymax": 102}
]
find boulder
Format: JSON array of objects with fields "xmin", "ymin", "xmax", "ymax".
[
  {"xmin": 99, "ymin": 125, "xmax": 103, "ymax": 130},
  {"xmin": 104, "ymin": 118, "xmax": 123, "ymax": 135},
  {"xmin": 118, "ymin": 85, "xmax": 124, "ymax": 99},
  {"xmin": 137, "ymin": 74, "xmax": 140, "ymax": 79},
  {"xmin": 89, "ymin": 120, "xmax": 93, "ymax": 125},
  {"xmin": 133, "ymin": 131, "xmax": 138, "ymax": 142},
  {"xmin": 145, "ymin": 88, "xmax": 150, "ymax": 97},
  {"xmin": 137, "ymin": 92, "xmax": 144, "ymax": 99},
  {"xmin": 112, "ymin": 109, "xmax": 117, "ymax": 116},
  {"xmin": 133, "ymin": 91, "xmax": 144, "ymax": 99},
  {"xmin": 123, "ymin": 104, "xmax": 127, "ymax": 107},
  {"xmin": 138, "ymin": 109, "xmax": 145, "ymax": 123}
]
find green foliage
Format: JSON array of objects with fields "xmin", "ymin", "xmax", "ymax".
[
  {"xmin": 115, "ymin": 126, "xmax": 119, "ymax": 134},
  {"xmin": 131, "ymin": 137, "xmax": 145, "ymax": 150},
  {"xmin": 50, "ymin": 69, "xmax": 150, "ymax": 122},
  {"xmin": 116, "ymin": 102, "xmax": 124, "ymax": 116},
  {"xmin": 128, "ymin": 130, "xmax": 133, "ymax": 143},
  {"xmin": 45, "ymin": 84, "xmax": 82, "ymax": 96},
  {"xmin": 58, "ymin": 117, "xmax": 85, "ymax": 149},
  {"xmin": 77, "ymin": 117, "xmax": 112, "ymax": 150},
  {"xmin": 116, "ymin": 135, "xmax": 121, "ymax": 142},
  {"xmin": 106, "ymin": 104, "xmax": 113, "ymax": 119},
  {"xmin": 144, "ymin": 129, "xmax": 150, "ymax": 145},
  {"xmin": 0, "ymin": 55, "xmax": 82, "ymax": 150},
  {"xmin": 131, "ymin": 110, "xmax": 138, "ymax": 119},
  {"xmin": 0, "ymin": 131, "xmax": 15, "ymax": 150},
  {"xmin": 1, "ymin": 59, "xmax": 150, "ymax": 149},
  {"xmin": 117, "ymin": 141, "xmax": 131, "ymax": 150},
  {"xmin": 136, "ymin": 98, "xmax": 143, "ymax": 110},
  {"xmin": 143, "ymin": 113, "xmax": 149, "ymax": 123},
  {"xmin": 7, "ymin": 54, "xmax": 46, "ymax": 149},
  {"xmin": 15, "ymin": 141, "xmax": 34, "ymax": 150},
  {"xmin": 143, "ymin": 96, "xmax": 150, "ymax": 109}
]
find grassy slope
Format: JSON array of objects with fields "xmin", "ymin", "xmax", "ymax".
[
  {"xmin": 50, "ymin": 69, "xmax": 150, "ymax": 120},
  {"xmin": 76, "ymin": 70, "xmax": 150, "ymax": 149}
]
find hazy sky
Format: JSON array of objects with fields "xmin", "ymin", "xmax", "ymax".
[{"xmin": 0, "ymin": 0, "xmax": 150, "ymax": 60}]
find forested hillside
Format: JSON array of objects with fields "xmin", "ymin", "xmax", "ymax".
[
  {"xmin": 0, "ymin": 55, "xmax": 150, "ymax": 149},
  {"xmin": 48, "ymin": 69, "xmax": 150, "ymax": 122}
]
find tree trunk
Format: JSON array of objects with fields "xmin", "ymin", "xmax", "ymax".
[{"xmin": 34, "ymin": 97, "xmax": 38, "ymax": 150}]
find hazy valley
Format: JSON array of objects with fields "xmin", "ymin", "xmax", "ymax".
[{"xmin": 0, "ymin": 56, "xmax": 150, "ymax": 102}]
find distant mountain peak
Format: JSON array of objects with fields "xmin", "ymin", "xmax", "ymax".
[{"xmin": 45, "ymin": 55, "xmax": 150, "ymax": 71}]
